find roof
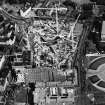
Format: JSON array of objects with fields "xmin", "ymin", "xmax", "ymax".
[
  {"xmin": 25, "ymin": 67, "xmax": 50, "ymax": 83},
  {"xmin": 24, "ymin": 67, "xmax": 66, "ymax": 83}
]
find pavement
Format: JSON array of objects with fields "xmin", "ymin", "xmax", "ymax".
[
  {"xmin": 33, "ymin": 88, "xmax": 46, "ymax": 104},
  {"xmin": 15, "ymin": 87, "xmax": 27, "ymax": 103}
]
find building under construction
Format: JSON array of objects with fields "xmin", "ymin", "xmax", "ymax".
[{"xmin": 0, "ymin": 0, "xmax": 105, "ymax": 105}]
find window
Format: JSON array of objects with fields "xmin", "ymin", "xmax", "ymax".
[
  {"xmin": 88, "ymin": 75, "xmax": 100, "ymax": 83},
  {"xmin": 97, "ymin": 81, "xmax": 105, "ymax": 88}
]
